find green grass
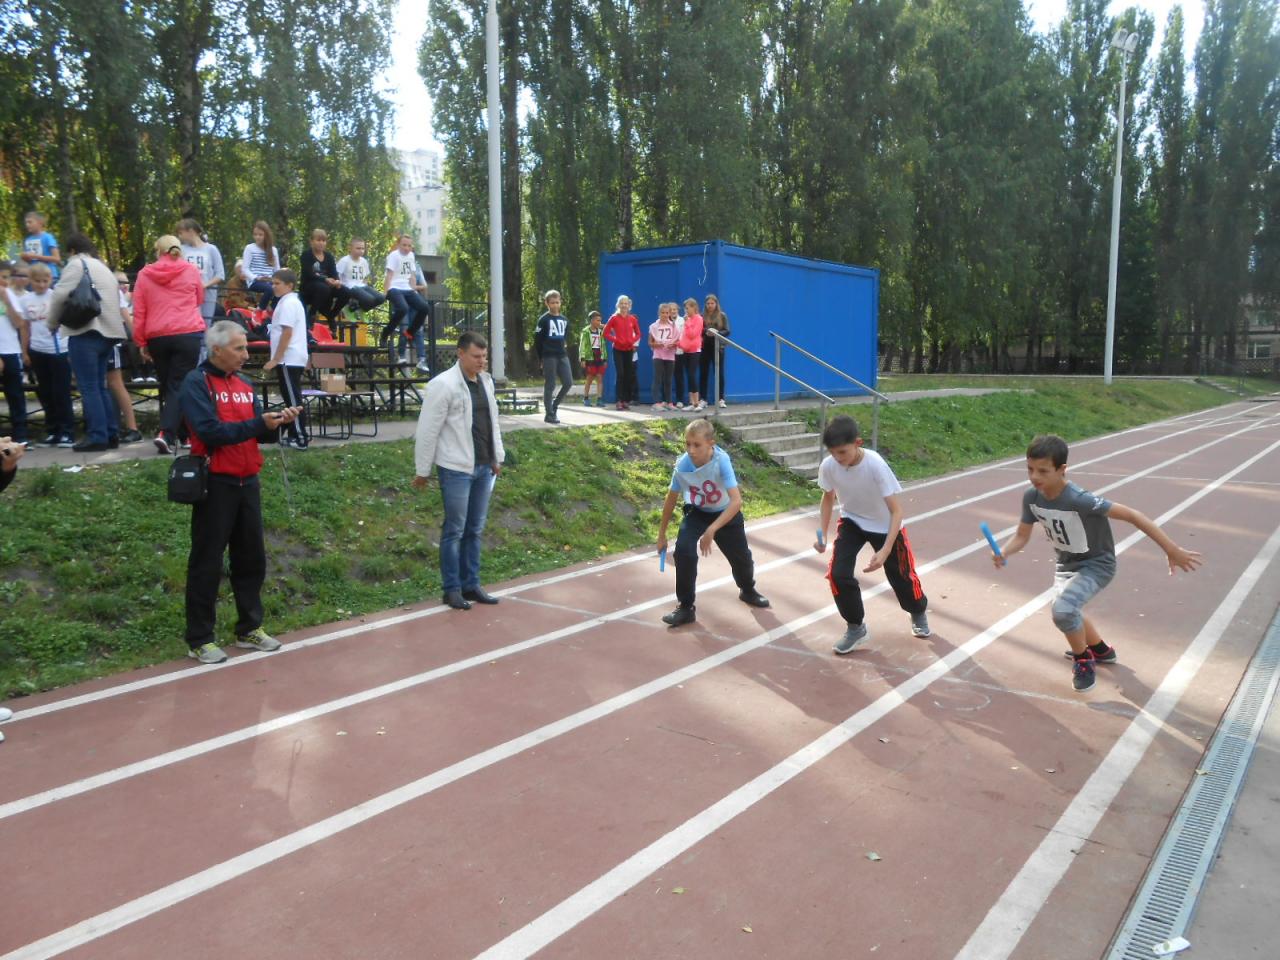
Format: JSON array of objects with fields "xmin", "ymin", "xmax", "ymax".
[
  {"xmin": 0, "ymin": 377, "xmax": 1243, "ymax": 698},
  {"xmin": 806, "ymin": 378, "xmax": 1236, "ymax": 480}
]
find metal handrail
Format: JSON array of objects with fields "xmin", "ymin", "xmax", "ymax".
[
  {"xmin": 708, "ymin": 330, "xmax": 833, "ymax": 458},
  {"xmin": 768, "ymin": 330, "xmax": 887, "ymax": 449}
]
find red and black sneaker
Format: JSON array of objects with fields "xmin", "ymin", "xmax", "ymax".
[
  {"xmin": 1071, "ymin": 652, "xmax": 1097, "ymax": 692},
  {"xmin": 1062, "ymin": 643, "xmax": 1116, "ymax": 663}
]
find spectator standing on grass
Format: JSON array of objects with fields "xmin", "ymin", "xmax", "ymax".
[
  {"xmin": 603, "ymin": 294, "xmax": 640, "ymax": 410},
  {"xmin": 240, "ymin": 221, "xmax": 281, "ymax": 310},
  {"xmin": 176, "ymin": 219, "xmax": 225, "ymax": 326},
  {"xmin": 701, "ymin": 293, "xmax": 730, "ymax": 407},
  {"xmin": 180, "ymin": 320, "xmax": 301, "ymax": 664},
  {"xmin": 263, "ymin": 269, "xmax": 310, "ymax": 450},
  {"xmin": 48, "ymin": 234, "xmax": 129, "ymax": 452},
  {"xmin": 133, "ymin": 235, "xmax": 206, "ymax": 455},
  {"xmin": 22, "ymin": 264, "xmax": 75, "ymax": 447},
  {"xmin": 413, "ymin": 331, "xmax": 505, "ymax": 611},
  {"xmin": 534, "ymin": 289, "xmax": 572, "ymax": 424}
]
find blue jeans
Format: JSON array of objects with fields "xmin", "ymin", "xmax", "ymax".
[
  {"xmin": 385, "ymin": 289, "xmax": 430, "ymax": 361},
  {"xmin": 437, "ymin": 464, "xmax": 496, "ymax": 593},
  {"xmin": 67, "ymin": 331, "xmax": 120, "ymax": 444},
  {"xmin": 0, "ymin": 353, "xmax": 28, "ymax": 442}
]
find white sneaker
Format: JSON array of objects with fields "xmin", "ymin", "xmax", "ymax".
[
  {"xmin": 652, "ymin": 403, "xmax": 664, "ymax": 411},
  {"xmin": 416, "ymin": 361, "xmax": 430, "ymax": 373},
  {"xmin": 0, "ymin": 707, "xmax": 13, "ymax": 722},
  {"xmin": 717, "ymin": 398, "xmax": 727, "ymax": 408}
]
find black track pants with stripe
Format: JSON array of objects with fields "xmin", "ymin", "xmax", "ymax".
[{"xmin": 827, "ymin": 517, "xmax": 927, "ymax": 626}]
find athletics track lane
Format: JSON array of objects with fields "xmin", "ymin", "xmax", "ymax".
[{"xmin": 0, "ymin": 403, "xmax": 1276, "ymax": 959}]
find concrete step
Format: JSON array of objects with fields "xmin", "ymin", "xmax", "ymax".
[
  {"xmin": 714, "ymin": 409, "xmax": 791, "ymax": 427},
  {"xmin": 733, "ymin": 420, "xmax": 809, "ymax": 442},
  {"xmin": 755, "ymin": 432, "xmax": 824, "ymax": 455},
  {"xmin": 775, "ymin": 446, "xmax": 827, "ymax": 468},
  {"xmin": 787, "ymin": 457, "xmax": 823, "ymax": 480}
]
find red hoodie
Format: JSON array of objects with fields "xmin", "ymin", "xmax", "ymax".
[{"xmin": 132, "ymin": 257, "xmax": 205, "ymax": 348}]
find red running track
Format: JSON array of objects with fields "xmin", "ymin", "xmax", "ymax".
[{"xmin": 2, "ymin": 402, "xmax": 1279, "ymax": 960}]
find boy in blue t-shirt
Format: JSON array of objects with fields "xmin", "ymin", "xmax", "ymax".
[
  {"xmin": 655, "ymin": 419, "xmax": 770, "ymax": 626},
  {"xmin": 20, "ymin": 211, "xmax": 60, "ymax": 280},
  {"xmin": 992, "ymin": 434, "xmax": 1202, "ymax": 692}
]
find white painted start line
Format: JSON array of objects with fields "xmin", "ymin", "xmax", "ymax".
[
  {"xmin": 2, "ymin": 411, "xmax": 1272, "ymax": 823},
  {"xmin": 5, "ymin": 427, "xmax": 1276, "ymax": 960}
]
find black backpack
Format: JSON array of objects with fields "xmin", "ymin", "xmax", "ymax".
[{"xmin": 59, "ymin": 258, "xmax": 102, "ymax": 331}]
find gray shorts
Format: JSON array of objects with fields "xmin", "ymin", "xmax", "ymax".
[{"xmin": 1050, "ymin": 557, "xmax": 1116, "ymax": 634}]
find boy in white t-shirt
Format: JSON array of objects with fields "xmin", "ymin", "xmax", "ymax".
[
  {"xmin": 383, "ymin": 234, "xmax": 431, "ymax": 371},
  {"xmin": 336, "ymin": 238, "xmax": 387, "ymax": 314},
  {"xmin": 655, "ymin": 418, "xmax": 770, "ymax": 626},
  {"xmin": 814, "ymin": 415, "xmax": 930, "ymax": 653},
  {"xmin": 0, "ymin": 261, "xmax": 29, "ymax": 445},
  {"xmin": 263, "ymin": 269, "xmax": 310, "ymax": 449},
  {"xmin": 22, "ymin": 263, "xmax": 76, "ymax": 446}
]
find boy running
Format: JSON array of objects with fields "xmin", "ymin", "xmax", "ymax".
[
  {"xmin": 815, "ymin": 415, "xmax": 929, "ymax": 653},
  {"xmin": 993, "ymin": 434, "xmax": 1202, "ymax": 691},
  {"xmin": 656, "ymin": 419, "xmax": 770, "ymax": 626}
]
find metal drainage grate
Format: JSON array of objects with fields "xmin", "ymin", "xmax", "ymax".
[{"xmin": 1107, "ymin": 607, "xmax": 1280, "ymax": 960}]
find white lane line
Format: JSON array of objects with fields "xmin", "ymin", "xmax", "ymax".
[
  {"xmin": 953, "ymin": 522, "xmax": 1280, "ymax": 960},
  {"xmin": 5, "ymin": 405, "xmax": 1256, "ymax": 723},
  {"xmin": 4, "ymin": 414, "xmax": 1269, "ymax": 821},
  {"xmin": 3, "ymin": 413, "xmax": 1273, "ymax": 821},
  {"xmin": 7, "ymin": 442, "xmax": 1276, "ymax": 960},
  {"xmin": 471, "ymin": 439, "xmax": 1280, "ymax": 960}
]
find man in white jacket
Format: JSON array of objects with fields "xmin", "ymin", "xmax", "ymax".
[{"xmin": 413, "ymin": 331, "xmax": 505, "ymax": 610}]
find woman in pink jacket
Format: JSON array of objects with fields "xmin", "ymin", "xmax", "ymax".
[
  {"xmin": 133, "ymin": 234, "xmax": 206, "ymax": 454},
  {"xmin": 676, "ymin": 297, "xmax": 704, "ymax": 410}
]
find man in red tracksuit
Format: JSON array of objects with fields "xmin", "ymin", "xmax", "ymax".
[{"xmin": 178, "ymin": 320, "xmax": 301, "ymax": 664}]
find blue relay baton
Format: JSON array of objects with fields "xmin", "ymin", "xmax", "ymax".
[
  {"xmin": 816, "ymin": 529, "xmax": 825, "ymax": 548},
  {"xmin": 980, "ymin": 522, "xmax": 1003, "ymax": 558},
  {"xmin": 659, "ymin": 546, "xmax": 667, "ymax": 572}
]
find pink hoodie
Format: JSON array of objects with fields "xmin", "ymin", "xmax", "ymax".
[
  {"xmin": 132, "ymin": 257, "xmax": 205, "ymax": 348},
  {"xmin": 677, "ymin": 312, "xmax": 703, "ymax": 354}
]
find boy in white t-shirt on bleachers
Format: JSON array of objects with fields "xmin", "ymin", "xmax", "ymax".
[
  {"xmin": 814, "ymin": 415, "xmax": 931, "ymax": 654},
  {"xmin": 336, "ymin": 237, "xmax": 387, "ymax": 314}
]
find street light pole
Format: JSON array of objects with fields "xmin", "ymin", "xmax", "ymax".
[
  {"xmin": 485, "ymin": 0, "xmax": 505, "ymax": 381},
  {"xmin": 1103, "ymin": 29, "xmax": 1137, "ymax": 386}
]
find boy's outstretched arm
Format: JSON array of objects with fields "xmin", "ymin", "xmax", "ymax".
[
  {"xmin": 995, "ymin": 522, "xmax": 1035, "ymax": 568},
  {"xmin": 656, "ymin": 489, "xmax": 680, "ymax": 555},
  {"xmin": 1107, "ymin": 503, "xmax": 1203, "ymax": 573},
  {"xmin": 815, "ymin": 489, "xmax": 836, "ymax": 553}
]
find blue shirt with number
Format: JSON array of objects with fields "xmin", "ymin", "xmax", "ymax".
[{"xmin": 669, "ymin": 447, "xmax": 738, "ymax": 513}]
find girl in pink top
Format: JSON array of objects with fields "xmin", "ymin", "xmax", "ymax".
[
  {"xmin": 677, "ymin": 297, "xmax": 704, "ymax": 410},
  {"xmin": 648, "ymin": 302, "xmax": 678, "ymax": 409}
]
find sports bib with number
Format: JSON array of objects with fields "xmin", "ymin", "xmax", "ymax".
[{"xmin": 670, "ymin": 448, "xmax": 737, "ymax": 514}]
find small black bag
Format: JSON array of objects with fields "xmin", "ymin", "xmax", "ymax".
[
  {"xmin": 167, "ymin": 454, "xmax": 208, "ymax": 504},
  {"xmin": 59, "ymin": 259, "xmax": 102, "ymax": 331}
]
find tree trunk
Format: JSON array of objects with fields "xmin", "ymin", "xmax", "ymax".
[{"xmin": 500, "ymin": 1, "xmax": 525, "ymax": 376}]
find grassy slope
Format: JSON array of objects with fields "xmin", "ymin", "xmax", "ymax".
[{"xmin": 0, "ymin": 380, "xmax": 1237, "ymax": 697}]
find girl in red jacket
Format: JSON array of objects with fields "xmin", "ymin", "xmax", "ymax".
[{"xmin": 603, "ymin": 294, "xmax": 640, "ymax": 410}]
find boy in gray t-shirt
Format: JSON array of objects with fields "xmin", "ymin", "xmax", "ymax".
[{"xmin": 991, "ymin": 434, "xmax": 1201, "ymax": 692}]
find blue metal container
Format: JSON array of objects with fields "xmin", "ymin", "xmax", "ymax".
[{"xmin": 598, "ymin": 240, "xmax": 878, "ymax": 404}]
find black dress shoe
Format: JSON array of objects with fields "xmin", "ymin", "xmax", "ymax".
[
  {"xmin": 662, "ymin": 605, "xmax": 696, "ymax": 626},
  {"xmin": 108, "ymin": 435, "xmax": 120, "ymax": 449},
  {"xmin": 544, "ymin": 415, "xmax": 560, "ymax": 425},
  {"xmin": 71, "ymin": 440, "xmax": 110, "ymax": 452},
  {"xmin": 739, "ymin": 590, "xmax": 771, "ymax": 608},
  {"xmin": 442, "ymin": 591, "xmax": 472, "ymax": 610},
  {"xmin": 462, "ymin": 588, "xmax": 500, "ymax": 605}
]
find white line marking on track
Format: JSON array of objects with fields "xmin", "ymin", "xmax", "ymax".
[
  {"xmin": 3, "ymin": 412, "xmax": 1275, "ymax": 824},
  {"xmin": 3, "ymin": 405, "xmax": 1257, "ymax": 723},
  {"xmin": 470, "ymin": 438, "xmax": 1280, "ymax": 960},
  {"xmin": 8, "ymin": 436, "xmax": 1276, "ymax": 960},
  {"xmin": 952, "ymin": 521, "xmax": 1280, "ymax": 960}
]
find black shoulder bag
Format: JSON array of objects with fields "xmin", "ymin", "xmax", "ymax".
[
  {"xmin": 167, "ymin": 375, "xmax": 217, "ymax": 504},
  {"xmin": 59, "ymin": 257, "xmax": 102, "ymax": 331}
]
